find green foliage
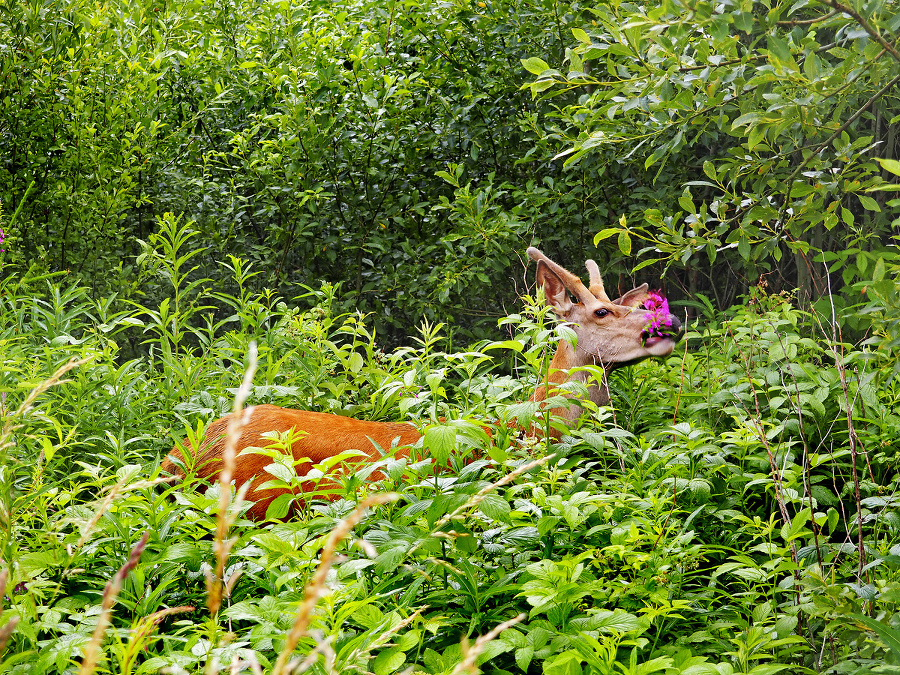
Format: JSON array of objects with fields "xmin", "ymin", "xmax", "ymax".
[
  {"xmin": 2, "ymin": 217, "xmax": 900, "ymax": 673},
  {"xmin": 524, "ymin": 0, "xmax": 900, "ymax": 306},
  {"xmin": 3, "ymin": 0, "xmax": 900, "ymax": 673},
  {"xmin": 0, "ymin": 0, "xmax": 606, "ymax": 343}
]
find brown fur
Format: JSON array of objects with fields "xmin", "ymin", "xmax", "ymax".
[
  {"xmin": 161, "ymin": 405, "xmax": 420, "ymax": 519},
  {"xmin": 162, "ymin": 248, "xmax": 682, "ymax": 520}
]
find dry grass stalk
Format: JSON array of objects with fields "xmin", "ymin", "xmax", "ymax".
[
  {"xmin": 270, "ymin": 493, "xmax": 399, "ymax": 675},
  {"xmin": 74, "ymin": 470, "xmax": 137, "ymax": 551},
  {"xmin": 0, "ymin": 568, "xmax": 18, "ymax": 655},
  {"xmin": 226, "ymin": 652, "xmax": 265, "ymax": 675},
  {"xmin": 288, "ymin": 634, "xmax": 335, "ymax": 674},
  {"xmin": 207, "ymin": 343, "xmax": 258, "ymax": 617},
  {"xmin": 450, "ymin": 613, "xmax": 526, "ymax": 675},
  {"xmin": 355, "ymin": 606, "xmax": 426, "ymax": 659},
  {"xmin": 0, "ymin": 615, "xmax": 17, "ymax": 656},
  {"xmin": 434, "ymin": 454, "xmax": 553, "ymax": 531},
  {"xmin": 0, "ymin": 356, "xmax": 91, "ymax": 453},
  {"xmin": 78, "ymin": 531, "xmax": 150, "ymax": 675},
  {"xmin": 403, "ymin": 453, "xmax": 555, "ymax": 560},
  {"xmin": 122, "ymin": 605, "xmax": 194, "ymax": 672}
]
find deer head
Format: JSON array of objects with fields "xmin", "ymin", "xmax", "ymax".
[{"xmin": 527, "ymin": 246, "xmax": 683, "ymax": 423}]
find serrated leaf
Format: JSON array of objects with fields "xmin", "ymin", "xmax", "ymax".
[
  {"xmin": 424, "ymin": 424, "xmax": 456, "ymax": 465},
  {"xmin": 479, "ymin": 494, "xmax": 512, "ymax": 523},
  {"xmin": 264, "ymin": 462, "xmax": 296, "ymax": 483},
  {"xmin": 373, "ymin": 647, "xmax": 405, "ymax": 675}
]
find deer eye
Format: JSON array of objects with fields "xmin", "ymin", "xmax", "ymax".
[{"xmin": 594, "ymin": 308, "xmax": 609, "ymax": 319}]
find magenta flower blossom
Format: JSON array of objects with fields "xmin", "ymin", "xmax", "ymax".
[
  {"xmin": 0, "ymin": 227, "xmax": 5, "ymax": 253},
  {"xmin": 643, "ymin": 290, "xmax": 673, "ymax": 336}
]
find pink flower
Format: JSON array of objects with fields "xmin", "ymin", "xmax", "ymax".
[{"xmin": 643, "ymin": 291, "xmax": 673, "ymax": 336}]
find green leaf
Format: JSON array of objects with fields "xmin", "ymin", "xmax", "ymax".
[
  {"xmin": 265, "ymin": 493, "xmax": 293, "ymax": 520},
  {"xmin": 847, "ymin": 614, "xmax": 900, "ymax": 661},
  {"xmin": 522, "ymin": 57, "xmax": 550, "ymax": 75},
  {"xmin": 375, "ymin": 547, "xmax": 406, "ymax": 574},
  {"xmin": 876, "ymin": 157, "xmax": 900, "ymax": 176},
  {"xmin": 572, "ymin": 28, "xmax": 590, "ymax": 44},
  {"xmin": 478, "ymin": 494, "xmax": 512, "ymax": 523},
  {"xmin": 858, "ymin": 194, "xmax": 881, "ymax": 212},
  {"xmin": 483, "ymin": 339, "xmax": 525, "ymax": 352},
  {"xmin": 593, "ymin": 227, "xmax": 620, "ymax": 244},
  {"xmin": 872, "ymin": 255, "xmax": 886, "ymax": 282},
  {"xmin": 767, "ymin": 35, "xmax": 797, "ymax": 72},
  {"xmin": 373, "ymin": 647, "xmax": 405, "ymax": 675},
  {"xmin": 617, "ymin": 230, "xmax": 632, "ymax": 256},
  {"xmin": 424, "ymin": 424, "xmax": 456, "ymax": 465},
  {"xmin": 747, "ymin": 665, "xmax": 791, "ymax": 675},
  {"xmin": 582, "ymin": 610, "xmax": 641, "ymax": 633},
  {"xmin": 780, "ymin": 508, "xmax": 811, "ymax": 543},
  {"xmin": 348, "ymin": 351, "xmax": 364, "ymax": 373},
  {"xmin": 543, "ymin": 650, "xmax": 583, "ymax": 675}
]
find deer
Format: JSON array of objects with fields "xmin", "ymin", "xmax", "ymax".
[{"xmin": 161, "ymin": 247, "xmax": 683, "ymax": 519}]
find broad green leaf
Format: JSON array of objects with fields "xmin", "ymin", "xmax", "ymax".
[
  {"xmin": 265, "ymin": 493, "xmax": 292, "ymax": 520},
  {"xmin": 780, "ymin": 508, "xmax": 811, "ymax": 543},
  {"xmin": 424, "ymin": 424, "xmax": 456, "ymax": 465},
  {"xmin": 572, "ymin": 28, "xmax": 590, "ymax": 43},
  {"xmin": 373, "ymin": 647, "xmax": 405, "ymax": 675},
  {"xmin": 876, "ymin": 157, "xmax": 900, "ymax": 176},
  {"xmin": 593, "ymin": 227, "xmax": 620, "ymax": 244},
  {"xmin": 522, "ymin": 57, "xmax": 550, "ymax": 74},
  {"xmin": 479, "ymin": 493, "xmax": 512, "ymax": 523},
  {"xmin": 767, "ymin": 35, "xmax": 797, "ymax": 72},
  {"xmin": 858, "ymin": 194, "xmax": 881, "ymax": 211},
  {"xmin": 348, "ymin": 351, "xmax": 364, "ymax": 373},
  {"xmin": 483, "ymin": 339, "xmax": 525, "ymax": 352}
]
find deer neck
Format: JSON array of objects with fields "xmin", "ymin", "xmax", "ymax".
[{"xmin": 530, "ymin": 339, "xmax": 611, "ymax": 426}]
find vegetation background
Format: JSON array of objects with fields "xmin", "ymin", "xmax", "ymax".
[{"xmin": 1, "ymin": 0, "xmax": 900, "ymax": 673}]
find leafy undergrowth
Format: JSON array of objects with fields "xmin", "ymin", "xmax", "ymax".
[{"xmin": 2, "ymin": 221, "xmax": 900, "ymax": 674}]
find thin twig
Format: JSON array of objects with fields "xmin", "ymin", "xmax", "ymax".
[
  {"xmin": 820, "ymin": 0, "xmax": 900, "ymax": 63},
  {"xmin": 823, "ymin": 272, "xmax": 867, "ymax": 581}
]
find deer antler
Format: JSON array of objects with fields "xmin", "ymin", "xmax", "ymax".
[
  {"xmin": 584, "ymin": 259, "xmax": 610, "ymax": 302},
  {"xmin": 527, "ymin": 247, "xmax": 604, "ymax": 304}
]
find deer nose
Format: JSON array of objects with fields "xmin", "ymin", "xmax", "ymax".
[{"xmin": 669, "ymin": 315, "xmax": 684, "ymax": 340}]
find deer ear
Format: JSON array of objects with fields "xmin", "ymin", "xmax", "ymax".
[
  {"xmin": 536, "ymin": 261, "xmax": 574, "ymax": 314},
  {"xmin": 615, "ymin": 283, "xmax": 650, "ymax": 308}
]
